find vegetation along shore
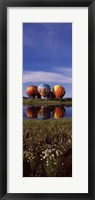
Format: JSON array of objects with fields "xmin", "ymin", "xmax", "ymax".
[{"xmin": 23, "ymin": 97, "xmax": 72, "ymax": 107}]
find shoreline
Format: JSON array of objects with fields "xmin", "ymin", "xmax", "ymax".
[{"xmin": 23, "ymin": 98, "xmax": 72, "ymax": 107}]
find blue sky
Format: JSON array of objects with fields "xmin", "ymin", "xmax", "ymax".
[{"xmin": 23, "ymin": 23, "xmax": 72, "ymax": 97}]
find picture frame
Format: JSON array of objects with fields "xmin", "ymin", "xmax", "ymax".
[{"xmin": 0, "ymin": 0, "xmax": 95, "ymax": 199}]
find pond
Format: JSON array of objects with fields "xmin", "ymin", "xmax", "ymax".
[{"xmin": 23, "ymin": 105, "xmax": 72, "ymax": 120}]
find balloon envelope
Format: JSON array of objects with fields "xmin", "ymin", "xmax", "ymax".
[
  {"xmin": 38, "ymin": 84, "xmax": 51, "ymax": 97},
  {"xmin": 26, "ymin": 85, "xmax": 38, "ymax": 97},
  {"xmin": 52, "ymin": 85, "xmax": 66, "ymax": 98}
]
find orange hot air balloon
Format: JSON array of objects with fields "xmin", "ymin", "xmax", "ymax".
[
  {"xmin": 52, "ymin": 85, "xmax": 66, "ymax": 98},
  {"xmin": 53, "ymin": 107, "xmax": 65, "ymax": 119},
  {"xmin": 26, "ymin": 85, "xmax": 38, "ymax": 98},
  {"xmin": 26, "ymin": 107, "xmax": 38, "ymax": 118}
]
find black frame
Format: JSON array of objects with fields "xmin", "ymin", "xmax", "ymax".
[{"xmin": 0, "ymin": 0, "xmax": 95, "ymax": 199}]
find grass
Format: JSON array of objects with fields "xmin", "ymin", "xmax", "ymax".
[
  {"xmin": 23, "ymin": 98, "xmax": 72, "ymax": 107},
  {"xmin": 23, "ymin": 118, "xmax": 72, "ymax": 177}
]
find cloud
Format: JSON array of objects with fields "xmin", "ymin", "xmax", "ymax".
[
  {"xmin": 55, "ymin": 67, "xmax": 72, "ymax": 77},
  {"xmin": 23, "ymin": 70, "xmax": 72, "ymax": 84}
]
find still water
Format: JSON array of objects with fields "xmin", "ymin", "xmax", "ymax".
[{"xmin": 23, "ymin": 105, "xmax": 72, "ymax": 120}]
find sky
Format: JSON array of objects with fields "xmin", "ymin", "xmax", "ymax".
[{"xmin": 23, "ymin": 23, "xmax": 72, "ymax": 97}]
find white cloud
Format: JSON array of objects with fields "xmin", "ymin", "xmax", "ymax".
[
  {"xmin": 55, "ymin": 67, "xmax": 72, "ymax": 77},
  {"xmin": 23, "ymin": 70, "xmax": 72, "ymax": 84}
]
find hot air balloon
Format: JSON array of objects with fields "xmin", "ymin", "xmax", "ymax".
[
  {"xmin": 26, "ymin": 85, "xmax": 38, "ymax": 98},
  {"xmin": 52, "ymin": 85, "xmax": 66, "ymax": 98},
  {"xmin": 38, "ymin": 84, "xmax": 51, "ymax": 98},
  {"xmin": 53, "ymin": 107, "xmax": 65, "ymax": 119}
]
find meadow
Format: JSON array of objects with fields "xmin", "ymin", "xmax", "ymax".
[
  {"xmin": 23, "ymin": 119, "xmax": 72, "ymax": 177},
  {"xmin": 23, "ymin": 98, "xmax": 72, "ymax": 107}
]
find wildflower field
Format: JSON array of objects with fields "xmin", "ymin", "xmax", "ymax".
[{"xmin": 23, "ymin": 119, "xmax": 72, "ymax": 177}]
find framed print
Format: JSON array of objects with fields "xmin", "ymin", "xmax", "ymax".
[{"xmin": 0, "ymin": 0, "xmax": 95, "ymax": 199}]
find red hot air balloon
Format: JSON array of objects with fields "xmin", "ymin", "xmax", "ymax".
[
  {"xmin": 26, "ymin": 85, "xmax": 38, "ymax": 98},
  {"xmin": 52, "ymin": 85, "xmax": 66, "ymax": 98}
]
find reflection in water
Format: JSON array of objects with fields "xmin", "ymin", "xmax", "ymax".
[
  {"xmin": 53, "ymin": 107, "xmax": 65, "ymax": 119},
  {"xmin": 38, "ymin": 106, "xmax": 50, "ymax": 120},
  {"xmin": 24, "ymin": 105, "xmax": 70, "ymax": 120},
  {"xmin": 26, "ymin": 107, "xmax": 39, "ymax": 118}
]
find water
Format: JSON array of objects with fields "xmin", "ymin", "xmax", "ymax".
[{"xmin": 23, "ymin": 105, "xmax": 72, "ymax": 120}]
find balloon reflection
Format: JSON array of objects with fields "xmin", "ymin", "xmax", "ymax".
[
  {"xmin": 25, "ymin": 106, "xmax": 66, "ymax": 120},
  {"xmin": 37, "ymin": 106, "xmax": 50, "ymax": 120},
  {"xmin": 53, "ymin": 107, "xmax": 65, "ymax": 119},
  {"xmin": 26, "ymin": 107, "xmax": 39, "ymax": 118}
]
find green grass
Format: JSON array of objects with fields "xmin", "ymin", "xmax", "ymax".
[
  {"xmin": 24, "ymin": 118, "xmax": 71, "ymax": 124},
  {"xmin": 23, "ymin": 98, "xmax": 72, "ymax": 106},
  {"xmin": 23, "ymin": 118, "xmax": 72, "ymax": 177}
]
